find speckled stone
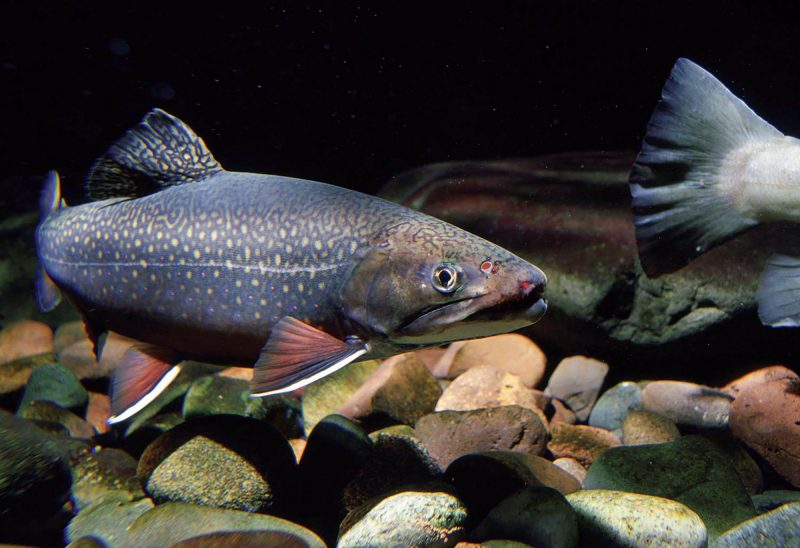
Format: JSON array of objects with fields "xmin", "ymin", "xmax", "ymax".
[
  {"xmin": 622, "ymin": 410, "xmax": 680, "ymax": 445},
  {"xmin": 432, "ymin": 334, "xmax": 547, "ymax": 388},
  {"xmin": 567, "ymin": 490, "xmax": 707, "ymax": 548},
  {"xmin": 66, "ymin": 499, "xmax": 155, "ymax": 546},
  {"xmin": 584, "ymin": 435, "xmax": 756, "ymax": 538},
  {"xmin": 547, "ymin": 423, "xmax": 620, "ymax": 467},
  {"xmin": 338, "ymin": 485, "xmax": 468, "ymax": 548},
  {"xmin": 138, "ymin": 415, "xmax": 297, "ymax": 514},
  {"xmin": 715, "ymin": 502, "xmax": 800, "ymax": 547},
  {"xmin": 338, "ymin": 353, "xmax": 442, "ymax": 425},
  {"xmin": 471, "ymin": 487, "xmax": 578, "ymax": 548},
  {"xmin": 0, "ymin": 319, "xmax": 53, "ymax": 364},
  {"xmin": 69, "ymin": 447, "xmax": 145, "ymax": 511},
  {"xmin": 588, "ymin": 381, "xmax": 642, "ymax": 436},
  {"xmin": 18, "ymin": 362, "xmax": 88, "ymax": 414},
  {"xmin": 729, "ymin": 377, "xmax": 800, "ymax": 488},
  {"xmin": 301, "ymin": 360, "xmax": 380, "ymax": 433},
  {"xmin": 124, "ymin": 502, "xmax": 325, "ymax": 547},
  {"xmin": 640, "ymin": 380, "xmax": 732, "ymax": 427},
  {"xmin": 545, "ymin": 356, "xmax": 609, "ymax": 421},
  {"xmin": 446, "ymin": 451, "xmax": 581, "ymax": 522},
  {"xmin": 415, "ymin": 405, "xmax": 549, "ymax": 469}
]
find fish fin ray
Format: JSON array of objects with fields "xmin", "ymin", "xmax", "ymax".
[
  {"xmin": 86, "ymin": 109, "xmax": 223, "ymax": 200},
  {"xmin": 250, "ymin": 316, "xmax": 368, "ymax": 396},
  {"xmin": 757, "ymin": 254, "xmax": 800, "ymax": 327},
  {"xmin": 630, "ymin": 58, "xmax": 778, "ymax": 275},
  {"xmin": 35, "ymin": 266, "xmax": 61, "ymax": 312},
  {"xmin": 107, "ymin": 344, "xmax": 181, "ymax": 424}
]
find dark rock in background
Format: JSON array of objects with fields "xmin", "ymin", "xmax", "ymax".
[{"xmin": 380, "ymin": 153, "xmax": 799, "ymax": 382}]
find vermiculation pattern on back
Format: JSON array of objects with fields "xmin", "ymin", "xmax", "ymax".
[{"xmin": 38, "ymin": 172, "xmax": 424, "ymax": 336}]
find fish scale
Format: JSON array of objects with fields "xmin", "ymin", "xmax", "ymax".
[{"xmin": 35, "ymin": 109, "xmax": 548, "ymax": 422}]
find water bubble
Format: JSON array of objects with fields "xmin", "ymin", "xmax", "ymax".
[
  {"xmin": 109, "ymin": 38, "xmax": 130, "ymax": 56},
  {"xmin": 151, "ymin": 82, "xmax": 176, "ymax": 101}
]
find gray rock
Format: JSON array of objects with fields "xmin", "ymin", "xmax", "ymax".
[
  {"xmin": 18, "ymin": 362, "xmax": 88, "ymax": 414},
  {"xmin": 0, "ymin": 413, "xmax": 73, "ymax": 543},
  {"xmin": 338, "ymin": 485, "xmax": 468, "ymax": 548},
  {"xmin": 67, "ymin": 498, "xmax": 155, "ymax": 545},
  {"xmin": 20, "ymin": 400, "xmax": 96, "ymax": 439},
  {"xmin": 446, "ymin": 451, "xmax": 581, "ymax": 522},
  {"xmin": 584, "ymin": 435, "xmax": 756, "ymax": 539},
  {"xmin": 641, "ymin": 380, "xmax": 732, "ymax": 427},
  {"xmin": 69, "ymin": 447, "xmax": 145, "ymax": 511},
  {"xmin": 545, "ymin": 356, "xmax": 609, "ymax": 421},
  {"xmin": 622, "ymin": 410, "xmax": 680, "ymax": 445},
  {"xmin": 715, "ymin": 502, "xmax": 800, "ymax": 547},
  {"xmin": 567, "ymin": 490, "xmax": 707, "ymax": 548},
  {"xmin": 752, "ymin": 490, "xmax": 800, "ymax": 513},
  {"xmin": 471, "ymin": 487, "xmax": 579, "ymax": 548},
  {"xmin": 138, "ymin": 414, "xmax": 297, "ymax": 514},
  {"xmin": 301, "ymin": 360, "xmax": 380, "ymax": 433},
  {"xmin": 125, "ymin": 502, "xmax": 325, "ymax": 547},
  {"xmin": 415, "ymin": 405, "xmax": 549, "ymax": 469},
  {"xmin": 588, "ymin": 381, "xmax": 642, "ymax": 436},
  {"xmin": 172, "ymin": 530, "xmax": 320, "ymax": 548}
]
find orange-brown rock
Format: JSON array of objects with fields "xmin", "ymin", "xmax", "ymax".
[
  {"xmin": 547, "ymin": 424, "xmax": 621, "ymax": 468},
  {"xmin": 0, "ymin": 320, "xmax": 53, "ymax": 364},
  {"xmin": 86, "ymin": 391, "xmax": 111, "ymax": 434},
  {"xmin": 722, "ymin": 366, "xmax": 798, "ymax": 398}
]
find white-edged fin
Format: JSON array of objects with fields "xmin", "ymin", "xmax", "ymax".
[
  {"xmin": 86, "ymin": 109, "xmax": 223, "ymax": 201},
  {"xmin": 107, "ymin": 344, "xmax": 181, "ymax": 424},
  {"xmin": 629, "ymin": 58, "xmax": 781, "ymax": 275},
  {"xmin": 757, "ymin": 254, "xmax": 800, "ymax": 327},
  {"xmin": 250, "ymin": 316, "xmax": 369, "ymax": 397}
]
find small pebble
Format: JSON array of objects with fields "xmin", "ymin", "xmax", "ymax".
[
  {"xmin": 545, "ymin": 355, "xmax": 609, "ymax": 421},
  {"xmin": 640, "ymin": 380, "xmax": 732, "ymax": 427},
  {"xmin": 547, "ymin": 423, "xmax": 620, "ymax": 467},
  {"xmin": 588, "ymin": 381, "xmax": 642, "ymax": 436},
  {"xmin": 622, "ymin": 410, "xmax": 680, "ymax": 445},
  {"xmin": 553, "ymin": 457, "xmax": 587, "ymax": 485}
]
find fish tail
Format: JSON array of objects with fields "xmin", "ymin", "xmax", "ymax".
[
  {"xmin": 35, "ymin": 171, "xmax": 63, "ymax": 312},
  {"xmin": 629, "ymin": 58, "xmax": 781, "ymax": 275}
]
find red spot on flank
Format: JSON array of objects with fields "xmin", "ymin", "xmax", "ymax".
[{"xmin": 520, "ymin": 280, "xmax": 533, "ymax": 292}]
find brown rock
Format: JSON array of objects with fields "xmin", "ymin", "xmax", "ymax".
[
  {"xmin": 432, "ymin": 334, "xmax": 546, "ymax": 388},
  {"xmin": 545, "ymin": 356, "xmax": 609, "ymax": 421},
  {"xmin": 53, "ymin": 321, "xmax": 88, "ymax": 355},
  {"xmin": 435, "ymin": 365, "xmax": 548, "ymax": 425},
  {"xmin": 217, "ymin": 367, "xmax": 252, "ymax": 381},
  {"xmin": 86, "ymin": 392, "xmax": 111, "ymax": 434},
  {"xmin": 0, "ymin": 320, "xmax": 53, "ymax": 364},
  {"xmin": 550, "ymin": 398, "xmax": 577, "ymax": 426},
  {"xmin": 729, "ymin": 377, "xmax": 800, "ymax": 488},
  {"xmin": 415, "ymin": 406, "xmax": 549, "ymax": 469},
  {"xmin": 413, "ymin": 347, "xmax": 447, "ymax": 373},
  {"xmin": 722, "ymin": 366, "xmax": 799, "ymax": 398},
  {"xmin": 622, "ymin": 410, "xmax": 681, "ymax": 445},
  {"xmin": 20, "ymin": 400, "xmax": 97, "ymax": 439},
  {"xmin": 0, "ymin": 352, "xmax": 55, "ymax": 395},
  {"xmin": 553, "ymin": 457, "xmax": 587, "ymax": 485},
  {"xmin": 547, "ymin": 423, "xmax": 621, "ymax": 467},
  {"xmin": 641, "ymin": 380, "xmax": 732, "ymax": 427},
  {"xmin": 338, "ymin": 353, "xmax": 442, "ymax": 425}
]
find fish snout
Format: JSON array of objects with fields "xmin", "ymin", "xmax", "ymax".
[{"xmin": 519, "ymin": 265, "xmax": 548, "ymax": 322}]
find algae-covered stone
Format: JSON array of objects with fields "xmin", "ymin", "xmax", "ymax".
[
  {"xmin": 415, "ymin": 405, "xmax": 549, "ymax": 469},
  {"xmin": 125, "ymin": 502, "xmax": 325, "ymax": 547},
  {"xmin": 471, "ymin": 487, "xmax": 578, "ymax": 548},
  {"xmin": 584, "ymin": 435, "xmax": 756, "ymax": 538},
  {"xmin": 18, "ymin": 362, "xmax": 88, "ymax": 413},
  {"xmin": 567, "ymin": 490, "xmax": 707, "ymax": 548},
  {"xmin": 70, "ymin": 447, "xmax": 145, "ymax": 511},
  {"xmin": 139, "ymin": 414, "xmax": 297, "ymax": 514},
  {"xmin": 338, "ymin": 485, "xmax": 468, "ymax": 548},
  {"xmin": 715, "ymin": 502, "xmax": 800, "ymax": 547},
  {"xmin": 752, "ymin": 490, "xmax": 800, "ymax": 512},
  {"xmin": 588, "ymin": 381, "xmax": 642, "ymax": 436},
  {"xmin": 302, "ymin": 359, "xmax": 380, "ymax": 432},
  {"xmin": 66, "ymin": 498, "xmax": 155, "ymax": 545}
]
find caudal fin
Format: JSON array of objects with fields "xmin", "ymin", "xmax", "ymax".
[
  {"xmin": 35, "ymin": 171, "xmax": 63, "ymax": 312},
  {"xmin": 629, "ymin": 58, "xmax": 782, "ymax": 275}
]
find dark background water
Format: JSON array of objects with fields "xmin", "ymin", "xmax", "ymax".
[{"xmin": 3, "ymin": 1, "xmax": 800, "ymax": 206}]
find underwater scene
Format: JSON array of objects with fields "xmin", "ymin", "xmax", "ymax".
[{"xmin": 3, "ymin": 3, "xmax": 800, "ymax": 547}]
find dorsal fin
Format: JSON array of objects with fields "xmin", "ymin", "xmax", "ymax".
[{"xmin": 86, "ymin": 108, "xmax": 223, "ymax": 200}]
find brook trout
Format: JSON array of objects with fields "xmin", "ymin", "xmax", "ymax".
[{"xmin": 36, "ymin": 109, "xmax": 547, "ymax": 423}]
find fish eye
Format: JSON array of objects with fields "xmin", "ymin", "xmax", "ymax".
[{"xmin": 432, "ymin": 263, "xmax": 460, "ymax": 294}]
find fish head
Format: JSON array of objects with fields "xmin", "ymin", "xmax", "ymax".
[{"xmin": 340, "ymin": 219, "xmax": 547, "ymax": 347}]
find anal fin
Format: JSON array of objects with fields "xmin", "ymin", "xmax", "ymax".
[
  {"xmin": 107, "ymin": 344, "xmax": 181, "ymax": 424},
  {"xmin": 250, "ymin": 316, "xmax": 369, "ymax": 397}
]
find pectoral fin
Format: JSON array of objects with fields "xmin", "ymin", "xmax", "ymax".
[
  {"xmin": 250, "ymin": 316, "xmax": 369, "ymax": 397},
  {"xmin": 107, "ymin": 344, "xmax": 181, "ymax": 424}
]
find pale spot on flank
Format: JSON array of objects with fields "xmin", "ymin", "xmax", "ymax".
[
  {"xmin": 186, "ymin": 271, "xmax": 193, "ymax": 280},
  {"xmin": 251, "ymin": 278, "xmax": 259, "ymax": 287},
  {"xmin": 194, "ymin": 249, "xmax": 201, "ymax": 260},
  {"xmin": 235, "ymin": 280, "xmax": 242, "ymax": 288}
]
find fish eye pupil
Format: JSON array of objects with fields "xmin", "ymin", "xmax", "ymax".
[
  {"xmin": 438, "ymin": 269, "xmax": 452, "ymax": 286},
  {"xmin": 433, "ymin": 264, "xmax": 459, "ymax": 293}
]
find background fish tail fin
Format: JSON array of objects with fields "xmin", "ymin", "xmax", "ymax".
[
  {"xmin": 35, "ymin": 171, "xmax": 63, "ymax": 312},
  {"xmin": 86, "ymin": 109, "xmax": 224, "ymax": 201},
  {"xmin": 629, "ymin": 58, "xmax": 780, "ymax": 275},
  {"xmin": 38, "ymin": 170, "xmax": 63, "ymax": 218},
  {"xmin": 757, "ymin": 254, "xmax": 800, "ymax": 327}
]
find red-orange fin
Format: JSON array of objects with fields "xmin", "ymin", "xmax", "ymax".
[
  {"xmin": 107, "ymin": 344, "xmax": 181, "ymax": 424},
  {"xmin": 250, "ymin": 316, "xmax": 368, "ymax": 397}
]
